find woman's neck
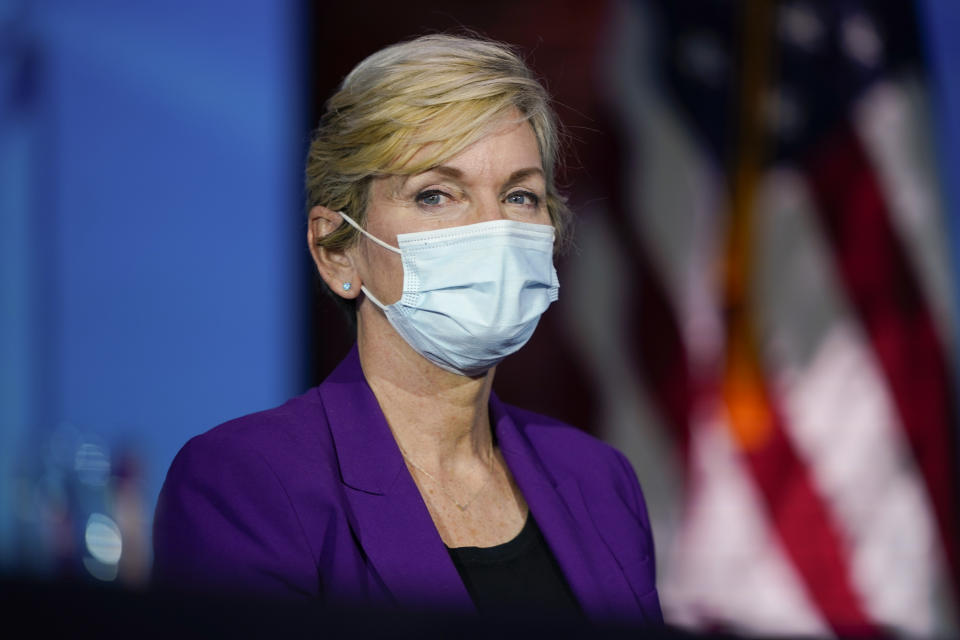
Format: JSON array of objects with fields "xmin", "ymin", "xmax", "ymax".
[{"xmin": 357, "ymin": 309, "xmax": 496, "ymax": 473}]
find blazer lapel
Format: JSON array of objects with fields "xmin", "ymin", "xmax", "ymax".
[
  {"xmin": 319, "ymin": 347, "xmax": 474, "ymax": 612},
  {"xmin": 491, "ymin": 394, "xmax": 637, "ymax": 621}
]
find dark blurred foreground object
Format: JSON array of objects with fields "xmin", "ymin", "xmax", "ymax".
[{"xmin": 1, "ymin": 578, "xmax": 706, "ymax": 639}]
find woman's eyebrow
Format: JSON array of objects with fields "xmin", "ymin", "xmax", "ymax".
[
  {"xmin": 504, "ymin": 167, "xmax": 544, "ymax": 184},
  {"xmin": 396, "ymin": 166, "xmax": 463, "ymax": 191},
  {"xmin": 398, "ymin": 165, "xmax": 543, "ymax": 190},
  {"xmin": 431, "ymin": 166, "xmax": 464, "ymax": 179},
  {"xmin": 406, "ymin": 166, "xmax": 464, "ymax": 182}
]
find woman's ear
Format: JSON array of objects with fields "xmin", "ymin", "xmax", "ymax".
[{"xmin": 307, "ymin": 206, "xmax": 361, "ymax": 300}]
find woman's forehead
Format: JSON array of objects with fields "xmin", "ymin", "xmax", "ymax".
[{"xmin": 394, "ymin": 119, "xmax": 543, "ymax": 182}]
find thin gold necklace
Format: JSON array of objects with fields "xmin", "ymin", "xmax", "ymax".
[{"xmin": 398, "ymin": 446, "xmax": 495, "ymax": 512}]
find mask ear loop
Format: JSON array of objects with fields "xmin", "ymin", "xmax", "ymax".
[
  {"xmin": 336, "ymin": 211, "xmax": 398, "ymax": 311},
  {"xmin": 337, "ymin": 211, "xmax": 401, "ymax": 254}
]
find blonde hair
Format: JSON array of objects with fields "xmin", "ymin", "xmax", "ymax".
[{"xmin": 305, "ymin": 34, "xmax": 571, "ymax": 254}]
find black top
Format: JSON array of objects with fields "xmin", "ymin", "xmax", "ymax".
[{"xmin": 446, "ymin": 514, "xmax": 582, "ymax": 616}]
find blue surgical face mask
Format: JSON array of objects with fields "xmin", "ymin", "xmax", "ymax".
[{"xmin": 338, "ymin": 211, "xmax": 560, "ymax": 377}]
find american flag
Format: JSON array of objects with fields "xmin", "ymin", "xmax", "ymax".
[{"xmin": 568, "ymin": 0, "xmax": 960, "ymax": 634}]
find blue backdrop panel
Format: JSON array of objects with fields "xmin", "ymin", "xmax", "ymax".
[
  {"xmin": 0, "ymin": 0, "xmax": 305, "ymax": 572},
  {"xmin": 919, "ymin": 0, "xmax": 960, "ymax": 478}
]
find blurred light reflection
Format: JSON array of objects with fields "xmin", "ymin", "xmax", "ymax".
[
  {"xmin": 74, "ymin": 442, "xmax": 110, "ymax": 487},
  {"xmin": 84, "ymin": 513, "xmax": 122, "ymax": 565}
]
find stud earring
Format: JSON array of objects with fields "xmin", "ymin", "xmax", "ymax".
[{"xmin": 342, "ymin": 282, "xmax": 352, "ymax": 291}]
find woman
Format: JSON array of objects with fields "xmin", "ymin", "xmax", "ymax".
[{"xmin": 153, "ymin": 34, "xmax": 662, "ymax": 624}]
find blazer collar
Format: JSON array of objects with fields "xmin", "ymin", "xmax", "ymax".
[
  {"xmin": 491, "ymin": 394, "xmax": 638, "ymax": 621},
  {"xmin": 319, "ymin": 347, "xmax": 631, "ymax": 620},
  {"xmin": 319, "ymin": 346, "xmax": 472, "ymax": 611},
  {"xmin": 319, "ymin": 345, "xmax": 404, "ymax": 495}
]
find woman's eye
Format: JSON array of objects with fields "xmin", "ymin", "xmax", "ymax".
[
  {"xmin": 505, "ymin": 191, "xmax": 540, "ymax": 207},
  {"xmin": 416, "ymin": 190, "xmax": 449, "ymax": 207}
]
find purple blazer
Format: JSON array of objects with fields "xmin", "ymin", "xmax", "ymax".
[{"xmin": 153, "ymin": 347, "xmax": 662, "ymax": 624}]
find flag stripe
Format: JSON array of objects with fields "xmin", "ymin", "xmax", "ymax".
[
  {"xmin": 756, "ymin": 167, "xmax": 942, "ymax": 633},
  {"xmin": 664, "ymin": 410, "xmax": 830, "ymax": 634},
  {"xmin": 743, "ymin": 404, "xmax": 877, "ymax": 632},
  {"xmin": 597, "ymin": 111, "xmax": 694, "ymax": 450},
  {"xmin": 802, "ymin": 121, "xmax": 960, "ymax": 595},
  {"xmin": 718, "ymin": 3, "xmax": 877, "ymax": 630}
]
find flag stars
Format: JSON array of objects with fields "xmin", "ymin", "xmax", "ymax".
[
  {"xmin": 841, "ymin": 12, "xmax": 884, "ymax": 68},
  {"xmin": 763, "ymin": 86, "xmax": 806, "ymax": 141},
  {"xmin": 676, "ymin": 31, "xmax": 729, "ymax": 88},
  {"xmin": 778, "ymin": 2, "xmax": 825, "ymax": 52}
]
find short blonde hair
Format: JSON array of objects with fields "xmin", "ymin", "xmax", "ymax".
[{"xmin": 305, "ymin": 34, "xmax": 571, "ymax": 253}]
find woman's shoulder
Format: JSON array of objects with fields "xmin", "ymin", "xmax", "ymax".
[
  {"xmin": 198, "ymin": 386, "xmax": 326, "ymax": 442},
  {"xmin": 168, "ymin": 387, "xmax": 336, "ymax": 484},
  {"xmin": 498, "ymin": 403, "xmax": 637, "ymax": 488},
  {"xmin": 499, "ymin": 401, "xmax": 654, "ymax": 539},
  {"xmin": 154, "ymin": 388, "xmax": 337, "ymax": 596},
  {"xmin": 500, "ymin": 403, "xmax": 618, "ymax": 453}
]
